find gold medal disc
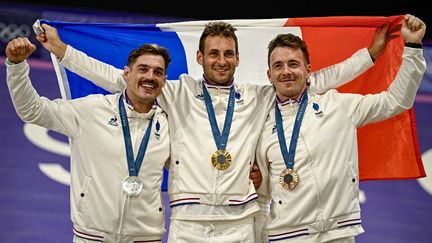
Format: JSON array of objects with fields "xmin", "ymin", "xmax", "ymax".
[
  {"xmin": 211, "ymin": 150, "xmax": 232, "ymax": 170},
  {"xmin": 279, "ymin": 168, "xmax": 299, "ymax": 190}
]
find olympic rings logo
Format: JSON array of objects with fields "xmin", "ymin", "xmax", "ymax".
[{"xmin": 0, "ymin": 22, "xmax": 31, "ymax": 43}]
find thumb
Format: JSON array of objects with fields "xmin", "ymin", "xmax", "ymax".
[
  {"xmin": 29, "ymin": 42, "xmax": 37, "ymax": 53},
  {"xmin": 41, "ymin": 23, "xmax": 50, "ymax": 30},
  {"xmin": 41, "ymin": 23, "xmax": 56, "ymax": 35},
  {"xmin": 252, "ymin": 162, "xmax": 258, "ymax": 171}
]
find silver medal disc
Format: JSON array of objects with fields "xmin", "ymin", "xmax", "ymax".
[{"xmin": 122, "ymin": 176, "xmax": 143, "ymax": 196}]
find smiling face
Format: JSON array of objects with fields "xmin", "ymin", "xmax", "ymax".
[
  {"xmin": 266, "ymin": 33, "xmax": 312, "ymax": 101},
  {"xmin": 267, "ymin": 46, "xmax": 311, "ymax": 101},
  {"xmin": 123, "ymin": 54, "xmax": 166, "ymax": 113},
  {"xmin": 197, "ymin": 35, "xmax": 239, "ymax": 86}
]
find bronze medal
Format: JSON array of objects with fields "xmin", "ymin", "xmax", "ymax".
[
  {"xmin": 211, "ymin": 150, "xmax": 232, "ymax": 170},
  {"xmin": 279, "ymin": 168, "xmax": 299, "ymax": 190}
]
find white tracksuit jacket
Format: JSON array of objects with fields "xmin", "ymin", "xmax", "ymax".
[
  {"xmin": 256, "ymin": 47, "xmax": 426, "ymax": 242},
  {"xmin": 6, "ymin": 61, "xmax": 170, "ymax": 243},
  {"xmin": 58, "ymin": 45, "xmax": 373, "ymax": 221}
]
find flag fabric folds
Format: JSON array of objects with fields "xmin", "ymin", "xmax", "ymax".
[{"xmin": 43, "ymin": 16, "xmax": 425, "ymax": 190}]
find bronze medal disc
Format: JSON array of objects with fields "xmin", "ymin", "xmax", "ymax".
[
  {"xmin": 211, "ymin": 150, "xmax": 232, "ymax": 170},
  {"xmin": 279, "ymin": 168, "xmax": 299, "ymax": 190}
]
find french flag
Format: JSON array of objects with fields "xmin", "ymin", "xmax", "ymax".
[{"xmin": 43, "ymin": 15, "xmax": 425, "ymax": 189}]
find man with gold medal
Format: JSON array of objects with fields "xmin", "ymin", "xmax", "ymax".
[
  {"xmin": 203, "ymin": 77, "xmax": 235, "ymax": 171},
  {"xmin": 256, "ymin": 14, "xmax": 426, "ymax": 243}
]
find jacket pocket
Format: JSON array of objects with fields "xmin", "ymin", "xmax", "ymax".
[
  {"xmin": 77, "ymin": 176, "xmax": 92, "ymax": 212},
  {"xmin": 346, "ymin": 161, "xmax": 359, "ymax": 199}
]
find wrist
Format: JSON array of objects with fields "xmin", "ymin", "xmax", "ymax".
[
  {"xmin": 5, "ymin": 58, "xmax": 19, "ymax": 65},
  {"xmin": 369, "ymin": 53, "xmax": 376, "ymax": 63},
  {"xmin": 54, "ymin": 42, "xmax": 67, "ymax": 61},
  {"xmin": 405, "ymin": 42, "xmax": 422, "ymax": 48},
  {"xmin": 367, "ymin": 47, "xmax": 379, "ymax": 63}
]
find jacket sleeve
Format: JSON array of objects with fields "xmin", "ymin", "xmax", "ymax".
[
  {"xmin": 255, "ymin": 121, "xmax": 272, "ymax": 204},
  {"xmin": 308, "ymin": 48, "xmax": 374, "ymax": 94},
  {"xmin": 254, "ymin": 121, "xmax": 272, "ymax": 241},
  {"xmin": 60, "ymin": 45, "xmax": 125, "ymax": 93},
  {"xmin": 6, "ymin": 60, "xmax": 91, "ymax": 138},
  {"xmin": 341, "ymin": 47, "xmax": 427, "ymax": 127}
]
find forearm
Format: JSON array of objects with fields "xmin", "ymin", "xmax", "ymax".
[
  {"xmin": 60, "ymin": 45, "xmax": 125, "ymax": 93},
  {"xmin": 7, "ymin": 60, "xmax": 82, "ymax": 137},
  {"xmin": 353, "ymin": 46, "xmax": 426, "ymax": 126},
  {"xmin": 255, "ymin": 153, "xmax": 271, "ymax": 203},
  {"xmin": 387, "ymin": 46, "xmax": 426, "ymax": 109},
  {"xmin": 6, "ymin": 61, "xmax": 45, "ymax": 123}
]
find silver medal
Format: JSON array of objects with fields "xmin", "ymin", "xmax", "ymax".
[{"xmin": 122, "ymin": 176, "xmax": 143, "ymax": 196}]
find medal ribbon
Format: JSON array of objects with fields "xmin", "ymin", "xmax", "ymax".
[
  {"xmin": 275, "ymin": 92, "xmax": 308, "ymax": 169},
  {"xmin": 119, "ymin": 94, "xmax": 154, "ymax": 177},
  {"xmin": 202, "ymin": 83, "xmax": 235, "ymax": 151}
]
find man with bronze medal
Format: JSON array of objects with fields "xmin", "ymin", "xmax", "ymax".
[
  {"xmin": 6, "ymin": 39, "xmax": 171, "ymax": 242},
  {"xmin": 278, "ymin": 168, "xmax": 299, "ymax": 190},
  {"xmin": 256, "ymin": 14, "xmax": 426, "ymax": 242},
  {"xmin": 274, "ymin": 91, "xmax": 308, "ymax": 191}
]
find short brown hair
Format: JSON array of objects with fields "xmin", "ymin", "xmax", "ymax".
[
  {"xmin": 267, "ymin": 33, "xmax": 310, "ymax": 67},
  {"xmin": 127, "ymin": 44, "xmax": 171, "ymax": 72},
  {"xmin": 199, "ymin": 21, "xmax": 239, "ymax": 54}
]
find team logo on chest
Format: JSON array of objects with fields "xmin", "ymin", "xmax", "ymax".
[
  {"xmin": 272, "ymin": 124, "xmax": 277, "ymax": 134},
  {"xmin": 312, "ymin": 103, "xmax": 324, "ymax": 118},
  {"xmin": 154, "ymin": 119, "xmax": 161, "ymax": 140},
  {"xmin": 235, "ymin": 92, "xmax": 244, "ymax": 105},
  {"xmin": 108, "ymin": 116, "xmax": 118, "ymax": 127},
  {"xmin": 195, "ymin": 93, "xmax": 204, "ymax": 100}
]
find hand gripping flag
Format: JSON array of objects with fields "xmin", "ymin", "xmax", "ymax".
[{"xmin": 43, "ymin": 16, "xmax": 425, "ymax": 191}]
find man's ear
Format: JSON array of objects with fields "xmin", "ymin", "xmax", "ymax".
[
  {"xmin": 305, "ymin": 63, "xmax": 312, "ymax": 80},
  {"xmin": 235, "ymin": 52, "xmax": 240, "ymax": 67},
  {"xmin": 267, "ymin": 69, "xmax": 273, "ymax": 85},
  {"xmin": 162, "ymin": 75, "xmax": 167, "ymax": 87},
  {"xmin": 196, "ymin": 50, "xmax": 203, "ymax": 65},
  {"xmin": 123, "ymin": 66, "xmax": 130, "ymax": 81}
]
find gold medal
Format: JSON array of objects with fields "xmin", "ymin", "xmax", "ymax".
[
  {"xmin": 211, "ymin": 150, "xmax": 232, "ymax": 170},
  {"xmin": 279, "ymin": 168, "xmax": 299, "ymax": 190}
]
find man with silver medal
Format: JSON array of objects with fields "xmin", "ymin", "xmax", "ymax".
[
  {"xmin": 120, "ymin": 96, "xmax": 155, "ymax": 197},
  {"xmin": 256, "ymin": 14, "xmax": 427, "ymax": 242},
  {"xmin": 6, "ymin": 35, "xmax": 171, "ymax": 242}
]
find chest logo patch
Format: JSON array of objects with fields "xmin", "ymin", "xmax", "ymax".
[
  {"xmin": 312, "ymin": 103, "xmax": 324, "ymax": 118},
  {"xmin": 108, "ymin": 116, "xmax": 118, "ymax": 127}
]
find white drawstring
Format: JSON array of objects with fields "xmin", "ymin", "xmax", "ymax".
[{"xmin": 116, "ymin": 193, "xmax": 129, "ymax": 243}]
